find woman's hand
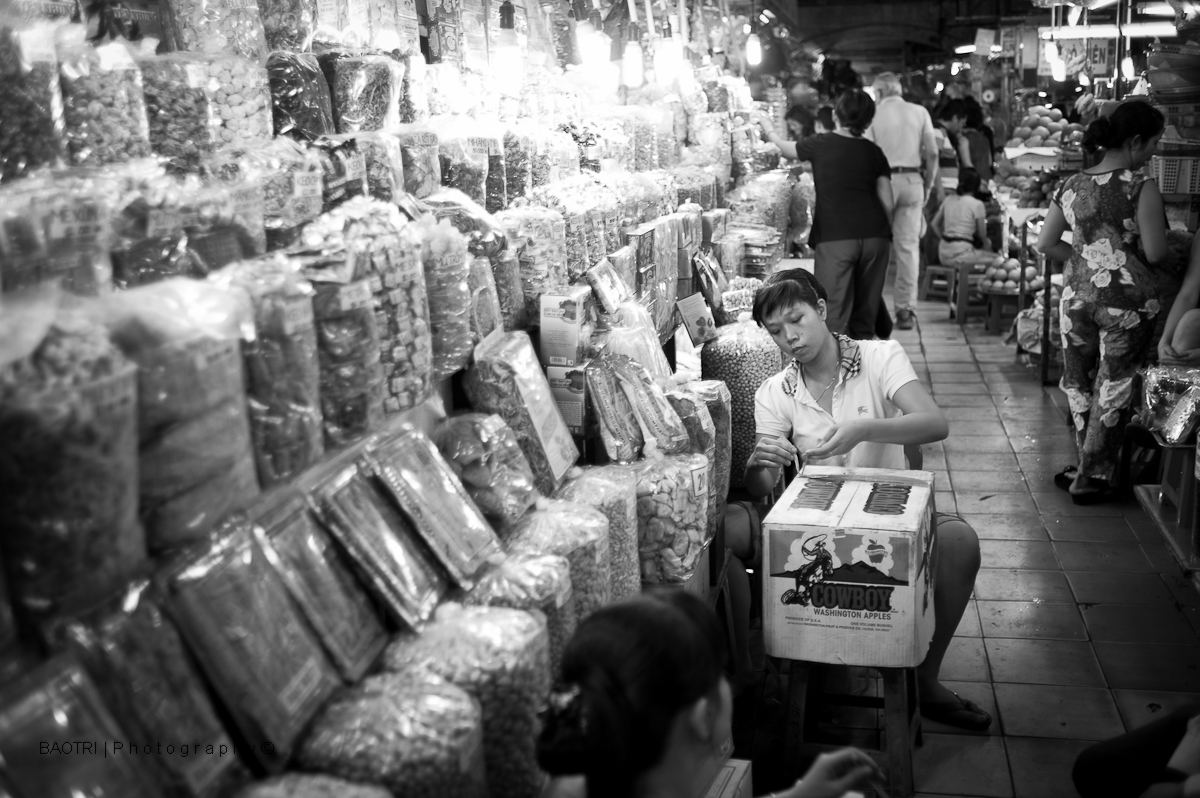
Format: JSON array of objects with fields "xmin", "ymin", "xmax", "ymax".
[
  {"xmin": 1160, "ymin": 341, "xmax": 1200, "ymax": 367},
  {"xmin": 804, "ymin": 421, "xmax": 872, "ymax": 460},
  {"xmin": 776, "ymin": 748, "xmax": 881, "ymax": 798},
  {"xmin": 747, "ymin": 435, "xmax": 799, "ymax": 471}
]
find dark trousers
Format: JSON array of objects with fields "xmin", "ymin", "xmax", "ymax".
[
  {"xmin": 814, "ymin": 237, "xmax": 891, "ymax": 339},
  {"xmin": 1074, "ymin": 703, "xmax": 1200, "ymax": 798}
]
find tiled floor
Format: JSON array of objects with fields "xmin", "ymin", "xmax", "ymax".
[{"xmin": 735, "ymin": 295, "xmax": 1200, "ymax": 798}]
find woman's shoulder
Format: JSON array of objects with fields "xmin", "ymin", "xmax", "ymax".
[{"xmin": 856, "ymin": 338, "xmax": 912, "ymax": 372}]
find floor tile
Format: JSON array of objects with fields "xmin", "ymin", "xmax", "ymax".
[
  {"xmin": 1002, "ymin": 421, "xmax": 1073, "ymax": 439},
  {"xmin": 936, "ymin": 491, "xmax": 958, "ymax": 515},
  {"xmin": 984, "ymin": 638, "xmax": 1106, "ymax": 687},
  {"xmin": 1094, "ymin": 642, "xmax": 1200, "ymax": 690},
  {"xmin": 949, "ymin": 420, "xmax": 1009, "ymax": 438},
  {"xmin": 1052, "ymin": 542, "xmax": 1155, "ymax": 573},
  {"xmin": 946, "ymin": 452, "xmax": 1021, "ymax": 471},
  {"xmin": 956, "ymin": 601, "xmax": 981, "ymax": 637},
  {"xmin": 921, "ymin": 681, "xmax": 1000, "ymax": 737},
  {"xmin": 1144, "ymin": 543, "xmax": 1185, "ymax": 574},
  {"xmin": 940, "ymin": 637, "xmax": 991, "ymax": 682},
  {"xmin": 929, "ymin": 470, "xmax": 952, "ymax": 491},
  {"xmin": 977, "ymin": 601, "xmax": 1087, "ymax": 640},
  {"xmin": 974, "ymin": 569, "xmax": 1074, "ymax": 602},
  {"xmin": 943, "ymin": 406, "xmax": 1004, "ymax": 421},
  {"xmin": 934, "ymin": 383, "xmax": 993, "ymax": 395},
  {"xmin": 913, "ymin": 734, "xmax": 1013, "ymax": 797},
  {"xmin": 931, "ymin": 372, "xmax": 988, "ymax": 383},
  {"xmin": 962, "ymin": 515, "xmax": 1049, "ymax": 541},
  {"xmin": 1164, "ymin": 573, "xmax": 1200, "ymax": 608},
  {"xmin": 994, "ymin": 683, "xmax": 1124, "ymax": 740},
  {"xmin": 1016, "ymin": 452, "xmax": 1074, "ymax": 475},
  {"xmin": 1005, "ymin": 737, "xmax": 1093, "ymax": 798},
  {"xmin": 1113, "ymin": 688, "xmax": 1200, "ymax": 730},
  {"xmin": 936, "ymin": 394, "xmax": 1000, "ymax": 407},
  {"xmin": 955, "ymin": 492, "xmax": 1039, "ymax": 516},
  {"xmin": 922, "ymin": 447, "xmax": 948, "ymax": 469},
  {"xmin": 1082, "ymin": 604, "xmax": 1198, "ymax": 645},
  {"xmin": 1042, "ymin": 516, "xmax": 1138, "ymax": 544},
  {"xmin": 948, "ymin": 472, "xmax": 1031, "ymax": 494},
  {"xmin": 1066, "ymin": 571, "xmax": 1178, "ymax": 605},
  {"xmin": 979, "ymin": 540, "xmax": 1060, "ymax": 570},
  {"xmin": 1031, "ymin": 491, "xmax": 1124, "ymax": 517},
  {"xmin": 1121, "ymin": 508, "xmax": 1161, "ymax": 544},
  {"xmin": 944, "ymin": 436, "xmax": 1016, "ymax": 454}
]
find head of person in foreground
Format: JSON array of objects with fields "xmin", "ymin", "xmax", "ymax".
[
  {"xmin": 752, "ymin": 268, "xmax": 833, "ymax": 366},
  {"xmin": 537, "ymin": 590, "xmax": 879, "ymax": 798},
  {"xmin": 1081, "ymin": 100, "xmax": 1164, "ymax": 164}
]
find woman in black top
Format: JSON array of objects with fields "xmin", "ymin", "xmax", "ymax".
[{"xmin": 760, "ymin": 89, "xmax": 895, "ymax": 338}]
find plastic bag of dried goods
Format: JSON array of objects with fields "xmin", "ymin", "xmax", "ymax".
[
  {"xmin": 556, "ymin": 466, "xmax": 639, "ymax": 603},
  {"xmin": 0, "ymin": 294, "xmax": 144, "ymax": 632},
  {"xmin": 208, "ymin": 137, "xmax": 323, "ymax": 246},
  {"xmin": 395, "ymin": 124, "xmax": 441, "ymax": 198},
  {"xmin": 700, "ymin": 320, "xmax": 780, "ymax": 488},
  {"xmin": 259, "ymin": 0, "xmax": 317, "ymax": 51},
  {"xmin": 65, "ymin": 581, "xmax": 251, "ymax": 798},
  {"xmin": 161, "ymin": 0, "xmax": 268, "ymax": 58},
  {"xmin": 366, "ymin": 426, "xmax": 502, "ymax": 588},
  {"xmin": 433, "ymin": 413, "xmax": 539, "ymax": 533},
  {"xmin": 0, "ymin": 19, "xmax": 66, "ymax": 181},
  {"xmin": 382, "ymin": 604, "xmax": 551, "ymax": 798},
  {"xmin": 1143, "ymin": 365, "xmax": 1200, "ymax": 440},
  {"xmin": 480, "ymin": 124, "xmax": 508, "ymax": 214},
  {"xmin": 434, "ymin": 123, "xmax": 489, "ymax": 206},
  {"xmin": 268, "ymin": 52, "xmax": 335, "ymax": 138},
  {"xmin": 493, "ymin": 205, "xmax": 568, "ymax": 318},
  {"xmin": 0, "ymin": 656, "xmax": 159, "ymax": 798},
  {"xmin": 328, "ymin": 131, "xmax": 404, "ymax": 201},
  {"xmin": 503, "ymin": 125, "xmax": 534, "ymax": 205},
  {"xmin": 422, "ymin": 188, "xmax": 508, "ymax": 258},
  {"xmin": 507, "ymin": 499, "xmax": 610, "ymax": 617},
  {"xmin": 463, "ymin": 553, "xmax": 575, "ymax": 678},
  {"xmin": 607, "ymin": 353, "xmax": 689, "ymax": 456},
  {"xmin": 464, "ymin": 332, "xmax": 579, "ymax": 495},
  {"xmin": 235, "ymin": 775, "xmax": 390, "ymax": 798},
  {"xmin": 412, "ymin": 214, "xmax": 472, "ymax": 379},
  {"xmin": 297, "ymin": 670, "xmax": 486, "ymax": 798},
  {"xmin": 683, "ymin": 379, "xmax": 730, "ymax": 531},
  {"xmin": 586, "ymin": 356, "xmax": 644, "ymax": 463},
  {"xmin": 209, "ymin": 255, "xmax": 323, "ymax": 487},
  {"xmin": 666, "ymin": 390, "xmax": 718, "ymax": 541},
  {"xmin": 605, "ymin": 301, "xmax": 672, "ymax": 385},
  {"xmin": 250, "ymin": 489, "xmax": 387, "ymax": 682},
  {"xmin": 332, "ymin": 55, "xmax": 403, "ymax": 133},
  {"xmin": 488, "ymin": 248, "xmax": 528, "ymax": 331},
  {"xmin": 160, "ymin": 519, "xmax": 341, "ymax": 774},
  {"xmin": 633, "ymin": 452, "xmax": 710, "ymax": 585},
  {"xmin": 56, "ymin": 31, "xmax": 151, "ymax": 167},
  {"xmin": 466, "ymin": 256, "xmax": 503, "ymax": 344},
  {"xmin": 305, "ymin": 456, "xmax": 449, "ymax": 628},
  {"xmin": 585, "ymin": 258, "xmax": 632, "ymax": 316},
  {"xmin": 307, "ymin": 136, "xmax": 368, "ymax": 212}
]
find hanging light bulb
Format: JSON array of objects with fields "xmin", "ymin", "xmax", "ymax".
[
  {"xmin": 493, "ymin": 0, "xmax": 525, "ymax": 84},
  {"xmin": 654, "ymin": 35, "xmax": 683, "ymax": 84},
  {"xmin": 1122, "ymin": 56, "xmax": 1136, "ymax": 79},
  {"xmin": 746, "ymin": 31, "xmax": 762, "ymax": 66},
  {"xmin": 1052, "ymin": 56, "xmax": 1067, "ymax": 82},
  {"xmin": 622, "ymin": 26, "xmax": 645, "ymax": 88},
  {"xmin": 1045, "ymin": 39, "xmax": 1059, "ymax": 62},
  {"xmin": 935, "ymin": 81, "xmax": 944, "ymax": 93},
  {"xmin": 1079, "ymin": 71, "xmax": 1091, "ymax": 86}
]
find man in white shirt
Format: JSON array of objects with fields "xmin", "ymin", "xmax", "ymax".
[{"xmin": 866, "ymin": 73, "xmax": 939, "ymax": 330}]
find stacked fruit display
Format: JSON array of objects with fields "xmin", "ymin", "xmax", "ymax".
[
  {"xmin": 1002, "ymin": 171, "xmax": 1066, "ymax": 209},
  {"xmin": 1005, "ymin": 105, "xmax": 1086, "ymax": 149},
  {"xmin": 981, "ymin": 257, "xmax": 1048, "ymax": 294}
]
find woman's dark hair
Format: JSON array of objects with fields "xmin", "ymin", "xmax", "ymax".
[
  {"xmin": 752, "ymin": 268, "xmax": 825, "ymax": 326},
  {"xmin": 963, "ymin": 96, "xmax": 986, "ymax": 130},
  {"xmin": 536, "ymin": 591, "xmax": 728, "ymax": 798},
  {"xmin": 834, "ymin": 89, "xmax": 875, "ymax": 137},
  {"xmin": 1082, "ymin": 100, "xmax": 1164, "ymax": 154},
  {"xmin": 816, "ymin": 106, "xmax": 835, "ymax": 132},
  {"xmin": 939, "ymin": 99, "xmax": 967, "ymax": 122},
  {"xmin": 956, "ymin": 168, "xmax": 982, "ymax": 196}
]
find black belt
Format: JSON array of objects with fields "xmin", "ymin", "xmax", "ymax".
[
  {"xmin": 892, "ymin": 166, "xmax": 922, "ymax": 174},
  {"xmin": 942, "ymin": 236, "xmax": 974, "ymax": 243}
]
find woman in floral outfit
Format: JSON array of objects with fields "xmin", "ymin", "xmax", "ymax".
[{"xmin": 1038, "ymin": 102, "xmax": 1168, "ymax": 503}]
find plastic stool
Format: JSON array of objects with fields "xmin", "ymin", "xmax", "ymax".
[
  {"xmin": 920, "ymin": 265, "xmax": 956, "ymax": 302},
  {"xmin": 784, "ymin": 661, "xmax": 922, "ymax": 797}
]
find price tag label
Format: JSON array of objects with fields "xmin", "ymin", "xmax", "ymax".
[
  {"xmin": 400, "ymin": 131, "xmax": 438, "ymax": 147},
  {"xmin": 346, "ymin": 153, "xmax": 366, "ymax": 183},
  {"xmin": 146, "ymin": 209, "xmax": 182, "ymax": 239},
  {"xmin": 97, "ymin": 42, "xmax": 136, "ymax": 71},
  {"xmin": 184, "ymin": 62, "xmax": 209, "ymax": 89},
  {"xmin": 337, "ymin": 280, "xmax": 374, "ymax": 311},
  {"xmin": 280, "ymin": 296, "xmax": 315, "ymax": 334},
  {"xmin": 17, "ymin": 30, "xmax": 56, "ymax": 63},
  {"xmin": 293, "ymin": 170, "xmax": 322, "ymax": 199}
]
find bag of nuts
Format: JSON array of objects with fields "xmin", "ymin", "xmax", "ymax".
[
  {"xmin": 432, "ymin": 413, "xmax": 540, "ymax": 534},
  {"xmin": 682, "ymin": 379, "xmax": 731, "ymax": 533},
  {"xmin": 506, "ymin": 499, "xmax": 611, "ymax": 619},
  {"xmin": 666, "ymin": 389, "xmax": 719, "ymax": 542},
  {"xmin": 382, "ymin": 604, "xmax": 552, "ymax": 798},
  {"xmin": 56, "ymin": 30, "xmax": 151, "ymax": 167},
  {"xmin": 298, "ymin": 670, "xmax": 487, "ymax": 798},
  {"xmin": 0, "ymin": 18, "xmax": 66, "ymax": 183},
  {"xmin": 161, "ymin": 0, "xmax": 269, "ymax": 60},
  {"xmin": 555, "ymin": 465, "xmax": 640, "ymax": 603},
  {"xmin": 633, "ymin": 452, "xmax": 711, "ymax": 585}
]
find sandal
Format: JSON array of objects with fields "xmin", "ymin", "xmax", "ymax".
[
  {"xmin": 921, "ymin": 693, "xmax": 993, "ymax": 732},
  {"xmin": 1053, "ymin": 466, "xmax": 1078, "ymax": 492}
]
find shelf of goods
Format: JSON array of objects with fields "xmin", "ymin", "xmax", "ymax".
[{"xmin": 0, "ymin": 22, "xmax": 783, "ymax": 795}]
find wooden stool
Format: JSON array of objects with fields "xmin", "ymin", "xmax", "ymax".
[
  {"xmin": 1160, "ymin": 443, "xmax": 1197, "ymax": 530},
  {"xmin": 953, "ymin": 267, "xmax": 988, "ymax": 325},
  {"xmin": 920, "ymin": 264, "xmax": 956, "ymax": 302},
  {"xmin": 783, "ymin": 661, "xmax": 923, "ymax": 797},
  {"xmin": 984, "ymin": 292, "xmax": 1030, "ymax": 334}
]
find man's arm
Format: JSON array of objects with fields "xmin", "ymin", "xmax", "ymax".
[{"xmin": 920, "ymin": 109, "xmax": 939, "ymax": 199}]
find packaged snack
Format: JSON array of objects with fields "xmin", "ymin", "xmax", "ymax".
[
  {"xmin": 482, "ymin": 127, "xmax": 508, "ymax": 214},
  {"xmin": 208, "ymin": 135, "xmax": 324, "ymax": 243},
  {"xmin": 250, "ymin": 489, "xmax": 387, "ymax": 681},
  {"xmin": 161, "ymin": 0, "xmax": 269, "ymax": 60},
  {"xmin": 235, "ymin": 775, "xmax": 390, "ymax": 798},
  {"xmin": 393, "ymin": 49, "xmax": 429, "ymax": 123},
  {"xmin": 556, "ymin": 465, "xmax": 640, "ymax": 603},
  {"xmin": 633, "ymin": 453, "xmax": 710, "ymax": 585},
  {"xmin": 366, "ymin": 426, "xmax": 502, "ymax": 588},
  {"xmin": 607, "ymin": 352, "xmax": 689, "ymax": 455},
  {"xmin": 306, "ymin": 457, "xmax": 449, "ymax": 628},
  {"xmin": 297, "ymin": 670, "xmax": 486, "ymax": 798},
  {"xmin": 587, "ymin": 355, "xmax": 643, "ymax": 463},
  {"xmin": 0, "ymin": 19, "xmax": 66, "ymax": 181},
  {"xmin": 395, "ymin": 124, "xmax": 441, "ymax": 198},
  {"xmin": 260, "ymin": 0, "xmax": 317, "ymax": 50},
  {"xmin": 382, "ymin": 604, "xmax": 551, "ymax": 798},
  {"xmin": 605, "ymin": 301, "xmax": 672, "ymax": 385},
  {"xmin": 683, "ymin": 379, "xmax": 731, "ymax": 531},
  {"xmin": 0, "ymin": 300, "xmax": 143, "ymax": 634},
  {"xmin": 267, "ymin": 52, "xmax": 335, "ymax": 138},
  {"xmin": 467, "ymin": 256, "xmax": 503, "ymax": 343},
  {"xmin": 65, "ymin": 581, "xmax": 250, "ymax": 798},
  {"xmin": 308, "ymin": 136, "xmax": 367, "ymax": 212},
  {"xmin": 330, "ymin": 130, "xmax": 404, "ymax": 201},
  {"xmin": 332, "ymin": 55, "xmax": 404, "ymax": 133},
  {"xmin": 493, "ymin": 205, "xmax": 568, "ymax": 318},
  {"xmin": 586, "ymin": 258, "xmax": 632, "ymax": 315},
  {"xmin": 507, "ymin": 499, "xmax": 611, "ymax": 618},
  {"xmin": 432, "ymin": 413, "xmax": 539, "ymax": 533},
  {"xmin": 56, "ymin": 31, "xmax": 151, "ymax": 167},
  {"xmin": 666, "ymin": 389, "xmax": 718, "ymax": 540},
  {"xmin": 503, "ymin": 126, "xmax": 532, "ymax": 204},
  {"xmin": 488, "ymin": 248, "xmax": 528, "ymax": 330},
  {"xmin": 413, "ymin": 214, "xmax": 472, "ymax": 379},
  {"xmin": 464, "ymin": 332, "xmax": 579, "ymax": 495},
  {"xmin": 422, "ymin": 187, "xmax": 508, "ymax": 258},
  {"xmin": 435, "ymin": 122, "xmax": 490, "ymax": 206},
  {"xmin": 0, "ymin": 656, "xmax": 158, "ymax": 798}
]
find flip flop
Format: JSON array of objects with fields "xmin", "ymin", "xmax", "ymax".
[
  {"xmin": 1053, "ymin": 466, "xmax": 1078, "ymax": 492},
  {"xmin": 921, "ymin": 693, "xmax": 993, "ymax": 732}
]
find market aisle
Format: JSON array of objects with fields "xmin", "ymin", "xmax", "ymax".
[{"xmin": 737, "ymin": 294, "xmax": 1200, "ymax": 798}]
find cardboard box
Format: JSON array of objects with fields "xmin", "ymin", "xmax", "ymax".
[
  {"xmin": 693, "ymin": 732, "xmax": 734, "ymax": 798},
  {"xmin": 539, "ymin": 286, "xmax": 593, "ymax": 367},
  {"xmin": 762, "ymin": 466, "xmax": 937, "ymax": 668},
  {"xmin": 547, "ymin": 362, "xmax": 588, "ymax": 437},
  {"xmin": 622, "ymin": 223, "xmax": 657, "ymax": 274},
  {"xmin": 704, "ymin": 759, "xmax": 753, "ymax": 798},
  {"xmin": 678, "ymin": 292, "xmax": 718, "ymax": 345}
]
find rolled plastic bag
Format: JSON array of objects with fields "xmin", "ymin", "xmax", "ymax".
[
  {"xmin": 605, "ymin": 301, "xmax": 673, "ymax": 385},
  {"xmin": 506, "ymin": 499, "xmax": 611, "ymax": 618},
  {"xmin": 607, "ymin": 352, "xmax": 689, "ymax": 456},
  {"xmin": 556, "ymin": 466, "xmax": 640, "ymax": 603},
  {"xmin": 432, "ymin": 413, "xmax": 540, "ymax": 534}
]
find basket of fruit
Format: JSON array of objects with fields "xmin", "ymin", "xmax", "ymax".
[
  {"xmin": 981, "ymin": 258, "xmax": 1044, "ymax": 295},
  {"xmin": 1006, "ymin": 104, "xmax": 1085, "ymax": 151}
]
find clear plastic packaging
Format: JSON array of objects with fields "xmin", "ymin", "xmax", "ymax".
[
  {"xmin": 306, "ymin": 458, "xmax": 449, "ymax": 628},
  {"xmin": 0, "ymin": 302, "xmax": 144, "ymax": 630},
  {"xmin": 467, "ymin": 256, "xmax": 503, "ymax": 344},
  {"xmin": 0, "ymin": 20, "xmax": 66, "ymax": 182},
  {"xmin": 634, "ymin": 453, "xmax": 710, "ymax": 585},
  {"xmin": 208, "ymin": 134, "xmax": 324, "ymax": 243},
  {"xmin": 667, "ymin": 389, "xmax": 718, "ymax": 542},
  {"xmin": 161, "ymin": 0, "xmax": 269, "ymax": 60},
  {"xmin": 235, "ymin": 775, "xmax": 390, "ymax": 798},
  {"xmin": 332, "ymin": 130, "xmax": 404, "ymax": 201},
  {"xmin": 605, "ymin": 301, "xmax": 673, "ymax": 385},
  {"xmin": 464, "ymin": 332, "xmax": 579, "ymax": 495},
  {"xmin": 366, "ymin": 426, "xmax": 502, "ymax": 588},
  {"xmin": 1143, "ymin": 365, "xmax": 1200, "ymax": 440},
  {"xmin": 507, "ymin": 499, "xmax": 610, "ymax": 618},
  {"xmin": 586, "ymin": 258, "xmax": 632, "ymax": 315},
  {"xmin": 489, "ymin": 248, "xmax": 528, "ymax": 330},
  {"xmin": 433, "ymin": 413, "xmax": 539, "ymax": 533},
  {"xmin": 503, "ymin": 126, "xmax": 533, "ymax": 205},
  {"xmin": 160, "ymin": 518, "xmax": 341, "ymax": 773},
  {"xmin": 250, "ymin": 489, "xmax": 387, "ymax": 682},
  {"xmin": 413, "ymin": 214, "xmax": 472, "ymax": 379},
  {"xmin": 684, "ymin": 379, "xmax": 731, "ymax": 531},
  {"xmin": 394, "ymin": 50, "xmax": 430, "ymax": 123},
  {"xmin": 260, "ymin": 0, "xmax": 317, "ymax": 51},
  {"xmin": 422, "ymin": 187, "xmax": 508, "ymax": 258},
  {"xmin": 332, "ymin": 55, "xmax": 404, "ymax": 133},
  {"xmin": 395, "ymin": 124, "xmax": 442, "ymax": 198},
  {"xmin": 297, "ymin": 670, "xmax": 487, "ymax": 798},
  {"xmin": 57, "ymin": 31, "xmax": 151, "ymax": 167},
  {"xmin": 382, "ymin": 604, "xmax": 551, "ymax": 798},
  {"xmin": 309, "ymin": 136, "xmax": 367, "ymax": 213},
  {"xmin": 556, "ymin": 466, "xmax": 640, "ymax": 603},
  {"xmin": 0, "ymin": 656, "xmax": 159, "ymax": 798},
  {"xmin": 608, "ymin": 353, "xmax": 690, "ymax": 456},
  {"xmin": 435, "ymin": 122, "xmax": 490, "ymax": 205},
  {"xmin": 65, "ymin": 581, "xmax": 249, "ymax": 798},
  {"xmin": 493, "ymin": 205, "xmax": 568, "ymax": 318},
  {"xmin": 210, "ymin": 255, "xmax": 324, "ymax": 486},
  {"xmin": 587, "ymin": 356, "xmax": 644, "ymax": 463},
  {"xmin": 268, "ymin": 52, "xmax": 335, "ymax": 138}
]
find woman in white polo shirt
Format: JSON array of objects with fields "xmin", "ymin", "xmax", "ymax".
[{"xmin": 742, "ymin": 269, "xmax": 990, "ymax": 732}]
